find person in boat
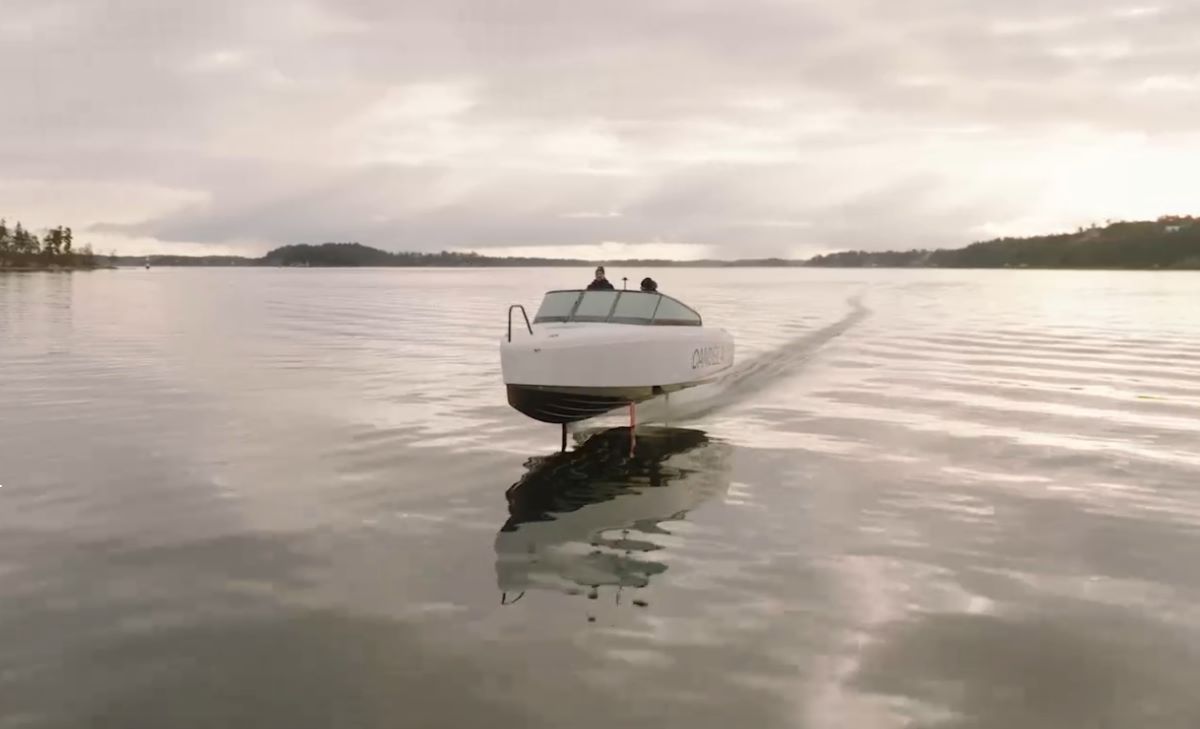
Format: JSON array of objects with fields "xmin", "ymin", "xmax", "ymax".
[
  {"xmin": 639, "ymin": 277, "xmax": 658, "ymax": 293},
  {"xmin": 587, "ymin": 266, "xmax": 615, "ymax": 290}
]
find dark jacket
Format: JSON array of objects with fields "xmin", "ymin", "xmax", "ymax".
[{"xmin": 587, "ymin": 278, "xmax": 615, "ymax": 290}]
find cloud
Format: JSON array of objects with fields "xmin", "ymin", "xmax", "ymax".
[{"xmin": 2, "ymin": 0, "xmax": 1199, "ymax": 256}]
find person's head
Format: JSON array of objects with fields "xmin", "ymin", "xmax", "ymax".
[
  {"xmin": 640, "ymin": 277, "xmax": 658, "ymax": 293},
  {"xmin": 594, "ymin": 266, "xmax": 607, "ymax": 281}
]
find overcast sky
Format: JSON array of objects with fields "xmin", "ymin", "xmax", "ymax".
[{"xmin": 3, "ymin": 0, "xmax": 1198, "ymax": 258}]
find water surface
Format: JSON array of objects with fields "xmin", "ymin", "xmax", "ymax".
[{"xmin": 2, "ymin": 268, "xmax": 1199, "ymax": 728}]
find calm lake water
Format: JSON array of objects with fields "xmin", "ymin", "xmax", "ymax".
[{"xmin": 2, "ymin": 267, "xmax": 1199, "ymax": 728}]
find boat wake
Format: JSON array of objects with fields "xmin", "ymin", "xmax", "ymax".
[{"xmin": 584, "ymin": 293, "xmax": 870, "ymax": 428}]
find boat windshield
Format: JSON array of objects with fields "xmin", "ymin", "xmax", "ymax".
[{"xmin": 532, "ymin": 290, "xmax": 701, "ymax": 326}]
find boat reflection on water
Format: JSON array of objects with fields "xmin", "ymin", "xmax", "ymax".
[{"xmin": 495, "ymin": 426, "xmax": 732, "ymax": 605}]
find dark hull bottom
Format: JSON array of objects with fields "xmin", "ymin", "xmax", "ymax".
[{"xmin": 507, "ymin": 385, "xmax": 651, "ymax": 424}]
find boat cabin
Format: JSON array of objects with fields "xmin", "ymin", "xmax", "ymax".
[{"xmin": 533, "ymin": 289, "xmax": 702, "ymax": 327}]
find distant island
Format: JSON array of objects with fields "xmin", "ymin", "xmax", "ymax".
[
  {"xmin": 8, "ymin": 214, "xmax": 1200, "ymax": 271},
  {"xmin": 0, "ymin": 218, "xmax": 105, "ymax": 270}
]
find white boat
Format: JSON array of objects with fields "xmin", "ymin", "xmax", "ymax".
[{"xmin": 501, "ymin": 288, "xmax": 735, "ymax": 426}]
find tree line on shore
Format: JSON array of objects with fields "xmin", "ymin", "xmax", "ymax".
[
  {"xmin": 260, "ymin": 217, "xmax": 1200, "ymax": 269},
  {"xmin": 0, "ymin": 219, "xmax": 102, "ymax": 269},
  {"xmin": 806, "ymin": 216, "xmax": 1200, "ymax": 269},
  {"xmin": 6, "ymin": 214, "xmax": 1200, "ymax": 270}
]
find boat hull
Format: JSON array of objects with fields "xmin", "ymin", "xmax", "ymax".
[
  {"xmin": 506, "ymin": 385, "xmax": 634, "ymax": 423},
  {"xmin": 501, "ymin": 322, "xmax": 734, "ymax": 423}
]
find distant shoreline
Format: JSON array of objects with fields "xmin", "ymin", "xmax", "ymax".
[
  {"xmin": 0, "ymin": 264, "xmax": 115, "ymax": 272},
  {"xmin": 106, "ymin": 262, "xmax": 1200, "ymax": 271},
  {"xmin": 7, "ymin": 213, "xmax": 1196, "ymax": 271},
  {"xmin": 111, "ymin": 215, "xmax": 1199, "ymax": 270}
]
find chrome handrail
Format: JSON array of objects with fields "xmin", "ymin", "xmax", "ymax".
[{"xmin": 507, "ymin": 304, "xmax": 533, "ymax": 342}]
